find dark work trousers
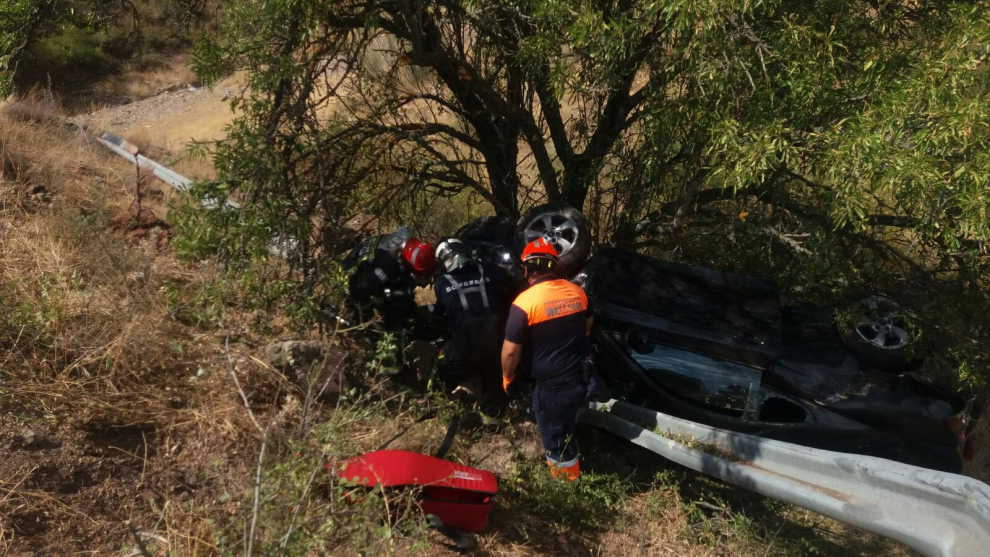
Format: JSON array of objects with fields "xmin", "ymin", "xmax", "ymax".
[
  {"xmin": 532, "ymin": 381, "xmax": 588, "ymax": 467},
  {"xmin": 438, "ymin": 313, "xmax": 507, "ymax": 418}
]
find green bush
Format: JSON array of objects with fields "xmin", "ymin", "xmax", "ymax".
[
  {"xmin": 23, "ymin": 26, "xmax": 114, "ymax": 81},
  {"xmin": 508, "ymin": 462, "xmax": 630, "ymax": 530},
  {"xmin": 0, "ymin": 282, "xmax": 57, "ymax": 354},
  {"xmin": 163, "ymin": 280, "xmax": 231, "ymax": 330}
]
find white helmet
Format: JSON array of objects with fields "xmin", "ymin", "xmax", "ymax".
[{"xmin": 435, "ymin": 238, "xmax": 472, "ymax": 273}]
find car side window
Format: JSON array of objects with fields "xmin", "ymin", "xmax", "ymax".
[
  {"xmin": 630, "ymin": 343, "xmax": 762, "ymax": 420},
  {"xmin": 628, "ymin": 338, "xmax": 810, "ymax": 424}
]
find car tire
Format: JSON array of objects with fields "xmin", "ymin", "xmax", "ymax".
[
  {"xmin": 514, "ymin": 203, "xmax": 592, "ymax": 277},
  {"xmin": 839, "ymin": 296, "xmax": 914, "ymax": 373}
]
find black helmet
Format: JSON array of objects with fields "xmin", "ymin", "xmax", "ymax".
[{"xmin": 435, "ymin": 238, "xmax": 472, "ymax": 273}]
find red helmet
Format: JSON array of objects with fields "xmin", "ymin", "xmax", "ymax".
[
  {"xmin": 401, "ymin": 237, "xmax": 436, "ymax": 279},
  {"xmin": 521, "ymin": 238, "xmax": 559, "ymax": 269}
]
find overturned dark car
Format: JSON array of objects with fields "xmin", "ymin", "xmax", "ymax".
[
  {"xmin": 581, "ymin": 246, "xmax": 965, "ymax": 473},
  {"xmin": 455, "ymin": 206, "xmax": 967, "ymax": 473}
]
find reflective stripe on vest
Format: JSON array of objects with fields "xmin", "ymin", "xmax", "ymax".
[
  {"xmin": 356, "ymin": 235, "xmax": 384, "ymax": 265},
  {"xmin": 444, "ymin": 264, "xmax": 489, "ymax": 311}
]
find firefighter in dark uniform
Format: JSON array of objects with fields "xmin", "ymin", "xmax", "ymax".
[
  {"xmin": 501, "ymin": 238, "xmax": 592, "ymax": 481},
  {"xmin": 342, "ymin": 227, "xmax": 436, "ymax": 374},
  {"xmin": 431, "ymin": 238, "xmax": 518, "ymax": 425}
]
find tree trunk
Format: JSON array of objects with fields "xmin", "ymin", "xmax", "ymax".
[
  {"xmin": 562, "ymin": 158, "xmax": 591, "ymax": 210},
  {"xmin": 486, "ymin": 131, "xmax": 520, "ymax": 218}
]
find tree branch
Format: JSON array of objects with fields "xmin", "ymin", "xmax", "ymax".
[{"xmin": 385, "ymin": 122, "xmax": 485, "ymax": 152}]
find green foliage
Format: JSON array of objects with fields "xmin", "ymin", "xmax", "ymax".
[
  {"xmin": 368, "ymin": 332, "xmax": 400, "ymax": 374},
  {"xmin": 2, "ymin": 0, "xmax": 213, "ymax": 93},
  {"xmin": 163, "ymin": 280, "xmax": 230, "ymax": 329},
  {"xmin": 24, "ymin": 25, "xmax": 114, "ymax": 78},
  {"xmin": 0, "ymin": 0, "xmax": 47, "ymax": 96},
  {"xmin": 0, "ymin": 1, "xmax": 119, "ymax": 91},
  {"xmin": 0, "ymin": 281, "xmax": 60, "ymax": 354},
  {"xmin": 167, "ymin": 194, "xmax": 230, "ymax": 261},
  {"xmin": 169, "ymin": 182, "xmax": 351, "ymax": 327},
  {"xmin": 509, "ymin": 461, "xmax": 630, "ymax": 530},
  {"xmin": 169, "ymin": 152, "xmax": 352, "ymax": 325},
  {"xmin": 644, "ymin": 469, "xmax": 683, "ymax": 520}
]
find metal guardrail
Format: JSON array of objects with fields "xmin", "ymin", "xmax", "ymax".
[
  {"xmin": 95, "ymin": 131, "xmax": 298, "ymax": 257},
  {"xmin": 580, "ymin": 399, "xmax": 990, "ymax": 557},
  {"xmin": 96, "ymin": 132, "xmax": 240, "ymax": 209}
]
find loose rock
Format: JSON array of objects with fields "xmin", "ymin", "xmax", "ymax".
[{"xmin": 263, "ymin": 340, "xmax": 348, "ymax": 398}]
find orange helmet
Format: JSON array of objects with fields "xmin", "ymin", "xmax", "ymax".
[
  {"xmin": 401, "ymin": 237, "xmax": 436, "ymax": 279},
  {"xmin": 520, "ymin": 238, "xmax": 559, "ymax": 269}
]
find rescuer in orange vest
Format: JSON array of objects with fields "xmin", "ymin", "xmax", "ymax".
[{"xmin": 501, "ymin": 238, "xmax": 592, "ymax": 482}]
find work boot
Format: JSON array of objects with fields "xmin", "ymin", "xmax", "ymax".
[
  {"xmin": 450, "ymin": 385, "xmax": 473, "ymax": 403},
  {"xmin": 547, "ymin": 458, "xmax": 580, "ymax": 483}
]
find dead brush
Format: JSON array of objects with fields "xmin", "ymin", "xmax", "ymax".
[
  {"xmin": 0, "ymin": 91, "xmax": 191, "ymax": 426},
  {"xmin": 1, "ymin": 94, "xmax": 118, "ymax": 211},
  {"xmin": 0, "ymin": 208, "xmax": 175, "ymax": 426},
  {"xmin": 0, "ymin": 86, "xmax": 62, "ymax": 126},
  {"xmin": 1, "ymin": 91, "xmax": 171, "ymax": 219},
  {"xmin": 0, "ymin": 72, "xmax": 300, "ymax": 557},
  {"xmin": 200, "ymin": 355, "xmax": 442, "ymax": 556}
]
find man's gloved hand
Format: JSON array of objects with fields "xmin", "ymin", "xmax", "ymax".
[{"xmin": 502, "ymin": 375, "xmax": 514, "ymax": 394}]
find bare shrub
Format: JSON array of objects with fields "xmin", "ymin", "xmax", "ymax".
[
  {"xmin": 0, "ymin": 87, "xmax": 62, "ymax": 125},
  {"xmin": 101, "ymin": 58, "xmax": 201, "ymax": 100}
]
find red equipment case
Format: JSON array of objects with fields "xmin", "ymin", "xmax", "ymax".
[{"xmin": 338, "ymin": 450, "xmax": 498, "ymax": 533}]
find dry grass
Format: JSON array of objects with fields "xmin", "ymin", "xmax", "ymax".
[
  {"xmin": 101, "ymin": 59, "xmax": 201, "ymax": 100},
  {"xmin": 0, "ymin": 90, "xmax": 394, "ymax": 556},
  {"xmin": 0, "ymin": 91, "xmax": 266, "ymax": 554},
  {"xmin": 124, "ymin": 119, "xmax": 227, "ymax": 182},
  {"xmin": 1, "ymin": 91, "xmax": 162, "ymax": 213},
  {"xmin": 128, "ymin": 91, "xmax": 235, "ymax": 144},
  {"xmin": 0, "ymin": 92, "xmax": 194, "ymax": 423},
  {"xmin": 81, "ymin": 69, "xmax": 244, "ymax": 183}
]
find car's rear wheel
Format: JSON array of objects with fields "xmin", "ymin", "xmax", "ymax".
[
  {"xmin": 840, "ymin": 296, "xmax": 913, "ymax": 372},
  {"xmin": 515, "ymin": 203, "xmax": 592, "ymax": 276}
]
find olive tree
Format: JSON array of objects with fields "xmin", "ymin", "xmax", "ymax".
[{"xmin": 187, "ymin": 0, "xmax": 989, "ymax": 237}]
